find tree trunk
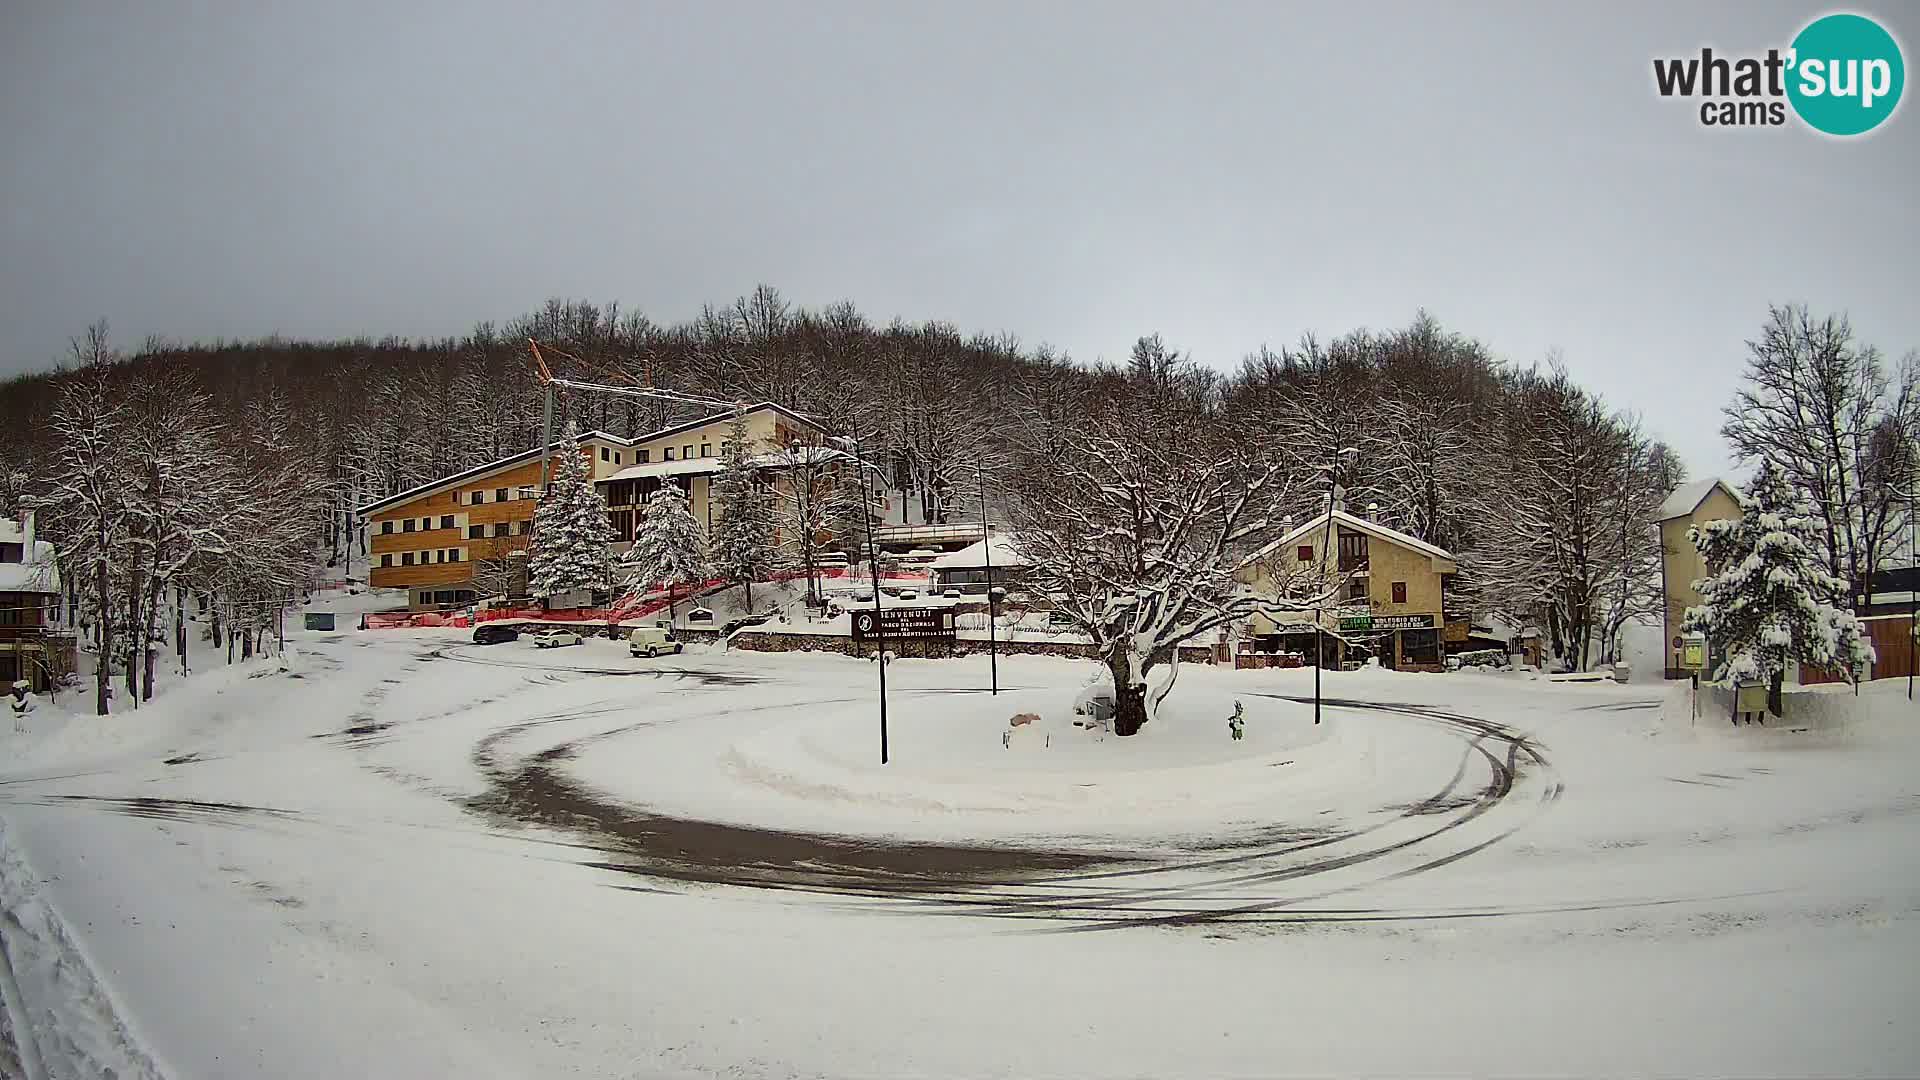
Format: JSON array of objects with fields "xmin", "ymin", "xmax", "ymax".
[
  {"xmin": 1769, "ymin": 668, "xmax": 1784, "ymax": 717},
  {"xmin": 125, "ymin": 565, "xmax": 141, "ymax": 705},
  {"xmin": 94, "ymin": 557, "xmax": 111, "ymax": 716},
  {"xmin": 1106, "ymin": 651, "xmax": 1149, "ymax": 737},
  {"xmin": 141, "ymin": 572, "xmax": 165, "ymax": 702}
]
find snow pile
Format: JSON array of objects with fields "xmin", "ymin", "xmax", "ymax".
[
  {"xmin": 561, "ymin": 665, "xmax": 1341, "ymax": 845},
  {"xmin": 1658, "ymin": 676, "xmax": 1915, "ymax": 741},
  {"xmin": 0, "ymin": 817, "xmax": 162, "ymax": 1080}
]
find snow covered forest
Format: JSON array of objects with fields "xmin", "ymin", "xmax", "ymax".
[{"xmin": 2, "ymin": 289, "xmax": 1911, "ymax": 711}]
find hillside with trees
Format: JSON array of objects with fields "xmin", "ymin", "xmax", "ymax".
[{"xmin": 26, "ymin": 287, "xmax": 1893, "ymax": 713}]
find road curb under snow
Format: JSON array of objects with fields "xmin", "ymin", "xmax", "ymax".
[{"xmin": 0, "ymin": 814, "xmax": 164, "ymax": 1080}]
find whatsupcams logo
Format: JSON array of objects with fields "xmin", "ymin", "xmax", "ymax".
[{"xmin": 1653, "ymin": 12, "xmax": 1905, "ymax": 135}]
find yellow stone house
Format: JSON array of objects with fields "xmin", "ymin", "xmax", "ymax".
[
  {"xmin": 1236, "ymin": 507, "xmax": 1459, "ymax": 672},
  {"xmin": 1655, "ymin": 477, "xmax": 1741, "ymax": 679}
]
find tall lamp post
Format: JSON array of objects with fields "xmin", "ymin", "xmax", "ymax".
[
  {"xmin": 1313, "ymin": 448, "xmax": 1360, "ymax": 726},
  {"xmin": 978, "ymin": 462, "xmax": 998, "ymax": 696},
  {"xmin": 852, "ymin": 430, "xmax": 888, "ymax": 764},
  {"xmin": 1908, "ymin": 455, "xmax": 1916, "ymax": 700}
]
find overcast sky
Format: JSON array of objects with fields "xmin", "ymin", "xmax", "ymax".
[{"xmin": 3, "ymin": 2, "xmax": 1914, "ymax": 479}]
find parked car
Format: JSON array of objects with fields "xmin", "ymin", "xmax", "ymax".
[
  {"xmin": 1048, "ymin": 608, "xmax": 1075, "ymax": 627},
  {"xmin": 472, "ymin": 623, "xmax": 521, "ymax": 645},
  {"xmin": 687, "ymin": 607, "xmax": 715, "ymax": 623},
  {"xmin": 720, "ymin": 614, "xmax": 772, "ymax": 635},
  {"xmin": 531, "ymin": 628, "xmax": 582, "ymax": 649},
  {"xmin": 628, "ymin": 626, "xmax": 684, "ymax": 658},
  {"xmin": 896, "ymin": 588, "xmax": 919, "ymax": 600},
  {"xmin": 941, "ymin": 588, "xmax": 963, "ymax": 599}
]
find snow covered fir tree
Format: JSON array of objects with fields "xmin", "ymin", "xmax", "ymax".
[
  {"xmin": 706, "ymin": 410, "xmax": 777, "ymax": 613},
  {"xmin": 527, "ymin": 422, "xmax": 616, "ymax": 598},
  {"xmin": 624, "ymin": 481, "xmax": 710, "ymax": 623},
  {"xmin": 1682, "ymin": 461, "xmax": 1874, "ymax": 714}
]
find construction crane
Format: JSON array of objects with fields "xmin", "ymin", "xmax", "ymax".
[{"xmin": 527, "ymin": 339, "xmax": 743, "ymax": 492}]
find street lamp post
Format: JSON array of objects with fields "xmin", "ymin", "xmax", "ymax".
[
  {"xmin": 1313, "ymin": 448, "xmax": 1359, "ymax": 726},
  {"xmin": 852, "ymin": 430, "xmax": 888, "ymax": 764},
  {"xmin": 1908, "ymin": 459, "xmax": 1915, "ymax": 700},
  {"xmin": 978, "ymin": 462, "xmax": 998, "ymax": 696}
]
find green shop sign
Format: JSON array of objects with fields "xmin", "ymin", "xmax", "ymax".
[{"xmin": 1339, "ymin": 613, "xmax": 1436, "ymax": 632}]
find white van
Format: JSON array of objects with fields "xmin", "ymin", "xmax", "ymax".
[{"xmin": 628, "ymin": 626, "xmax": 684, "ymax": 658}]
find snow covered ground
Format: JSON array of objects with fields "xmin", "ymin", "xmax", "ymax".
[{"xmin": 0, "ymin": 625, "xmax": 1916, "ymax": 1077}]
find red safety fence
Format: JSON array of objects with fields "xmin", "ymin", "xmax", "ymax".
[{"xmin": 362, "ymin": 610, "xmax": 472, "ymax": 630}]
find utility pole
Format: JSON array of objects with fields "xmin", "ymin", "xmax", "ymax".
[
  {"xmin": 854, "ymin": 430, "xmax": 889, "ymax": 764},
  {"xmin": 979, "ymin": 462, "xmax": 997, "ymax": 695},
  {"xmin": 1909, "ymin": 452, "xmax": 1916, "ymax": 700},
  {"xmin": 1313, "ymin": 448, "xmax": 1358, "ymax": 726}
]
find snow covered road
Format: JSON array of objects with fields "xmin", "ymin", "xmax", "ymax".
[{"xmin": 1, "ymin": 630, "xmax": 1917, "ymax": 1077}]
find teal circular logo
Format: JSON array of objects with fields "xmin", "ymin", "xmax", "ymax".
[{"xmin": 1787, "ymin": 13, "xmax": 1904, "ymax": 136}]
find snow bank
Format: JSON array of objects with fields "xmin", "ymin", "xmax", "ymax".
[
  {"xmin": 1659, "ymin": 677, "xmax": 1916, "ymax": 742},
  {"xmin": 0, "ymin": 817, "xmax": 163, "ymax": 1079}
]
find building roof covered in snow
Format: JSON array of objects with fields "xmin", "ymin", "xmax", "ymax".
[
  {"xmin": 597, "ymin": 445, "xmax": 876, "ymax": 485},
  {"xmin": 643, "ymin": 401, "xmax": 822, "ymax": 446},
  {"xmin": 1656, "ymin": 477, "xmax": 1740, "ymax": 522},
  {"xmin": 929, "ymin": 532, "xmax": 1028, "ymax": 570},
  {"xmin": 1252, "ymin": 509, "xmax": 1457, "ymax": 571},
  {"xmin": 0, "ymin": 516, "xmax": 59, "ymax": 594},
  {"xmin": 356, "ymin": 429, "xmax": 633, "ymax": 515},
  {"xmin": 598, "ymin": 458, "xmax": 727, "ymax": 483}
]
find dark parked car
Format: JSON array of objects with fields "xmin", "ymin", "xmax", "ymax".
[
  {"xmin": 720, "ymin": 613, "xmax": 772, "ymax": 635},
  {"xmin": 472, "ymin": 623, "xmax": 521, "ymax": 645}
]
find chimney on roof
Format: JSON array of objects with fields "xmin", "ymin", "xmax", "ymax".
[{"xmin": 20, "ymin": 507, "xmax": 32, "ymax": 553}]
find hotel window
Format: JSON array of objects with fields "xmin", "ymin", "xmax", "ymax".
[
  {"xmin": 700, "ymin": 443, "xmax": 711, "ymax": 457},
  {"xmin": 637, "ymin": 449, "xmax": 650, "ymax": 463},
  {"xmin": 381, "ymin": 520, "xmax": 393, "ymax": 534},
  {"xmin": 472, "ymin": 490, "xmax": 486, "ymax": 504},
  {"xmin": 495, "ymin": 488, "xmax": 509, "ymax": 502},
  {"xmin": 403, "ymin": 519, "xmax": 416, "ymax": 533},
  {"xmin": 468, "ymin": 525, "xmax": 484, "ymax": 539},
  {"xmin": 493, "ymin": 523, "xmax": 510, "ymax": 537},
  {"xmin": 516, "ymin": 520, "xmax": 531, "ymax": 535},
  {"xmin": 401, "ymin": 552, "xmax": 414, "ymax": 566},
  {"xmin": 1347, "ymin": 577, "xmax": 1369, "ymax": 601},
  {"xmin": 600, "ymin": 447, "xmax": 610, "ymax": 461},
  {"xmin": 615, "ymin": 452, "xmax": 622, "ymax": 464},
  {"xmin": 1392, "ymin": 581, "xmax": 1407, "ymax": 604},
  {"xmin": 1337, "ymin": 532, "xmax": 1369, "ymax": 572},
  {"xmin": 449, "ymin": 549, "xmax": 462, "ymax": 563},
  {"xmin": 380, "ymin": 553, "xmax": 392, "ymax": 567},
  {"xmin": 419, "ymin": 517, "xmax": 430, "ymax": 530},
  {"xmin": 439, "ymin": 515, "xmax": 454, "ymax": 529},
  {"xmin": 1296, "ymin": 545, "xmax": 1313, "ymax": 562},
  {"xmin": 683, "ymin": 444, "xmax": 693, "ymax": 460},
  {"xmin": 452, "ymin": 491, "xmax": 462, "ymax": 505},
  {"xmin": 664, "ymin": 447, "xmax": 675, "ymax": 461}
]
